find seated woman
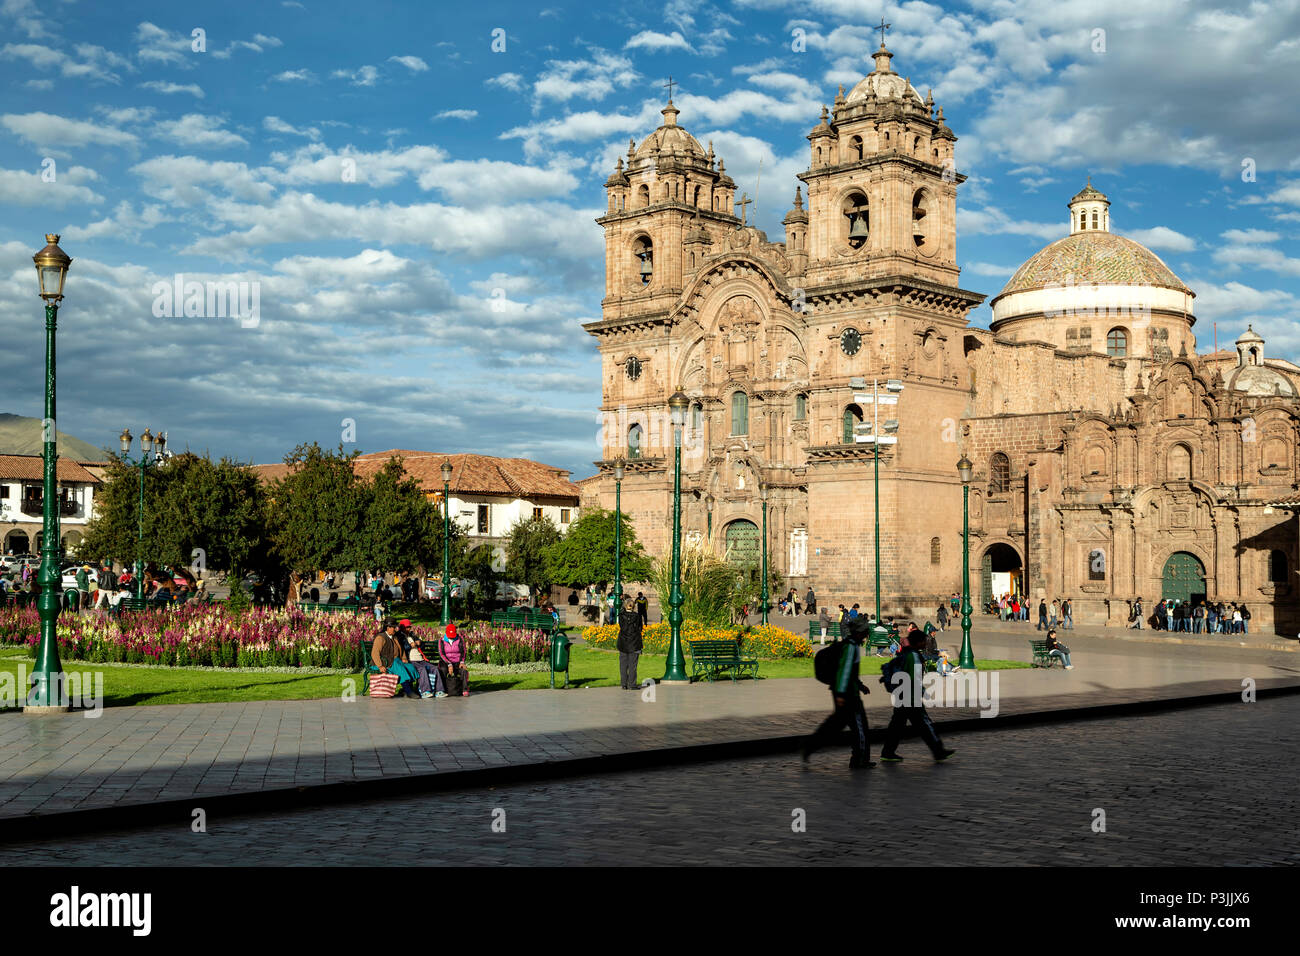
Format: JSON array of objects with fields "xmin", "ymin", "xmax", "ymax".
[
  {"xmin": 372, "ymin": 621, "xmax": 419, "ymax": 697},
  {"xmin": 1045, "ymin": 628, "xmax": 1073, "ymax": 669},
  {"xmin": 397, "ymin": 620, "xmax": 445, "ymax": 699},
  {"xmin": 437, "ymin": 623, "xmax": 470, "ymax": 697},
  {"xmin": 936, "ymin": 647, "xmax": 959, "ymax": 675}
]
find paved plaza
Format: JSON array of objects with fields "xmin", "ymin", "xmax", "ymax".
[
  {"xmin": 3, "ymin": 696, "xmax": 1296, "ymax": 865},
  {"xmin": 0, "ymin": 630, "xmax": 1296, "ymax": 841}
]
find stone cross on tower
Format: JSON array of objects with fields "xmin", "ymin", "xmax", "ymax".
[
  {"xmin": 734, "ymin": 192, "xmax": 752, "ymax": 225},
  {"xmin": 875, "ymin": 17, "xmax": 890, "ymax": 46},
  {"xmin": 663, "ymin": 76, "xmax": 677, "ymax": 101}
]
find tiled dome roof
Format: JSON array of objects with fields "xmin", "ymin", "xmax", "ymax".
[
  {"xmin": 994, "ymin": 232, "xmax": 1192, "ymax": 300},
  {"xmin": 635, "ymin": 103, "xmax": 707, "ymax": 161}
]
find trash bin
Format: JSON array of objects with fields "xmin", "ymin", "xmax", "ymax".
[{"xmin": 549, "ymin": 630, "xmax": 572, "ymax": 689}]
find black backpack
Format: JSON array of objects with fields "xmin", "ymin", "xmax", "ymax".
[
  {"xmin": 814, "ymin": 642, "xmax": 844, "ymax": 685},
  {"xmin": 880, "ymin": 652, "xmax": 906, "ymax": 688}
]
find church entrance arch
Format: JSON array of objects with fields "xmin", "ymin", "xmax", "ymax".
[
  {"xmin": 724, "ymin": 519, "xmax": 761, "ymax": 586},
  {"xmin": 1161, "ymin": 551, "xmax": 1206, "ymax": 606},
  {"xmin": 980, "ymin": 543, "xmax": 1023, "ymax": 610}
]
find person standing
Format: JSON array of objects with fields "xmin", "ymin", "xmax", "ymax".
[
  {"xmin": 1061, "ymin": 597, "xmax": 1073, "ymax": 630},
  {"xmin": 635, "ymin": 591, "xmax": 648, "ymax": 627},
  {"xmin": 803, "ymin": 619, "xmax": 873, "ymax": 768},
  {"xmin": 1048, "ymin": 598, "xmax": 1059, "ymax": 628},
  {"xmin": 950, "ymin": 592, "xmax": 960, "ymax": 616},
  {"xmin": 617, "ymin": 597, "xmax": 643, "ymax": 690},
  {"xmin": 1131, "ymin": 596, "xmax": 1143, "ymax": 629},
  {"xmin": 880, "ymin": 626, "xmax": 955, "ymax": 763},
  {"xmin": 936, "ymin": 602, "xmax": 949, "ymax": 633},
  {"xmin": 805, "ymin": 587, "xmax": 816, "ymax": 615},
  {"xmin": 1240, "ymin": 604, "xmax": 1250, "ymax": 635},
  {"xmin": 1037, "ymin": 598, "xmax": 1048, "ymax": 631},
  {"xmin": 818, "ymin": 605, "xmax": 831, "ymax": 644}
]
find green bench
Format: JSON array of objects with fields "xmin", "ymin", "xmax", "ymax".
[
  {"xmin": 359, "ymin": 638, "xmax": 449, "ymax": 696},
  {"xmin": 1029, "ymin": 640, "xmax": 1063, "ymax": 668},
  {"xmin": 299, "ymin": 601, "xmax": 359, "ymax": 615},
  {"xmin": 687, "ymin": 639, "xmax": 759, "ymax": 683},
  {"xmin": 868, "ymin": 626, "xmax": 899, "ymax": 656},
  {"xmin": 808, "ymin": 621, "xmax": 843, "ymax": 643},
  {"xmin": 491, "ymin": 610, "xmax": 558, "ymax": 634}
]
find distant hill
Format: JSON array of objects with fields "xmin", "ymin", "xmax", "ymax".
[{"xmin": 0, "ymin": 414, "xmax": 109, "ymax": 462}]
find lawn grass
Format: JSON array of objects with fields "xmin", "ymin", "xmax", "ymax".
[{"xmin": 0, "ymin": 647, "xmax": 1030, "ymax": 708}]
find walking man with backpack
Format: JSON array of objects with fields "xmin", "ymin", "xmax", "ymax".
[
  {"xmin": 880, "ymin": 626, "xmax": 955, "ymax": 764},
  {"xmin": 803, "ymin": 618, "xmax": 873, "ymax": 768}
]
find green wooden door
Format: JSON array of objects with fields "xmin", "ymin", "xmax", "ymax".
[
  {"xmin": 981, "ymin": 552, "xmax": 993, "ymax": 609},
  {"xmin": 725, "ymin": 519, "xmax": 760, "ymax": 587},
  {"xmin": 1161, "ymin": 551, "xmax": 1205, "ymax": 605}
]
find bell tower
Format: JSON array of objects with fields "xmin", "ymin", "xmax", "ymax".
[
  {"xmin": 799, "ymin": 41, "xmax": 962, "ymax": 289},
  {"xmin": 596, "ymin": 100, "xmax": 739, "ymax": 319}
]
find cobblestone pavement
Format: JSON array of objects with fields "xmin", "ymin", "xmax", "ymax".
[
  {"xmin": 3, "ymin": 696, "xmax": 1296, "ymax": 866},
  {"xmin": 0, "ymin": 633, "xmax": 1296, "ymax": 822}
]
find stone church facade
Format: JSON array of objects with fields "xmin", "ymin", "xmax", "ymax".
[{"xmin": 580, "ymin": 42, "xmax": 1300, "ymax": 634}]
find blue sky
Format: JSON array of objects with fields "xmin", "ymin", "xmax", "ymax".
[{"xmin": 2, "ymin": 0, "xmax": 1299, "ymax": 479}]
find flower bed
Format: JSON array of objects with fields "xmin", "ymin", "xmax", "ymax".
[
  {"xmin": 581, "ymin": 620, "xmax": 812, "ymax": 659},
  {"xmin": 0, "ymin": 605, "xmax": 551, "ymax": 670}
]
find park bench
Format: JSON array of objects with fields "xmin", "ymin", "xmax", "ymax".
[
  {"xmin": 1029, "ymin": 640, "xmax": 1063, "ymax": 668},
  {"xmin": 687, "ymin": 639, "xmax": 759, "ymax": 683},
  {"xmin": 808, "ymin": 620, "xmax": 843, "ymax": 643},
  {"xmin": 298, "ymin": 601, "xmax": 357, "ymax": 615},
  {"xmin": 868, "ymin": 627, "xmax": 898, "ymax": 657}
]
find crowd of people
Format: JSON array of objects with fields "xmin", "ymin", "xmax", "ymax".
[
  {"xmin": 0, "ymin": 561, "xmax": 205, "ymax": 611},
  {"xmin": 1133, "ymin": 597, "xmax": 1251, "ymax": 634}
]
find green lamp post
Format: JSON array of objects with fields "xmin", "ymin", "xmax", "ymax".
[
  {"xmin": 957, "ymin": 454, "xmax": 976, "ymax": 669},
  {"xmin": 119, "ymin": 426, "xmax": 165, "ymax": 601},
  {"xmin": 759, "ymin": 480, "xmax": 770, "ymax": 625},
  {"xmin": 870, "ymin": 378, "xmax": 903, "ymax": 627},
  {"xmin": 28, "ymin": 234, "xmax": 71, "ymax": 713},
  {"xmin": 441, "ymin": 459, "xmax": 453, "ymax": 627},
  {"xmin": 613, "ymin": 458, "xmax": 625, "ymax": 611},
  {"xmin": 662, "ymin": 389, "xmax": 690, "ymax": 684}
]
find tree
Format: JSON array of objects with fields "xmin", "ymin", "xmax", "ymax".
[
  {"xmin": 357, "ymin": 457, "xmax": 439, "ymax": 575},
  {"xmin": 544, "ymin": 507, "xmax": 651, "ymax": 591},
  {"xmin": 80, "ymin": 452, "xmax": 268, "ymax": 579},
  {"xmin": 504, "ymin": 515, "xmax": 560, "ymax": 602},
  {"xmin": 265, "ymin": 443, "xmax": 367, "ymax": 602},
  {"xmin": 458, "ymin": 544, "xmax": 499, "ymax": 615}
]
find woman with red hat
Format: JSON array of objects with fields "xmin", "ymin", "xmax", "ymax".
[{"xmin": 437, "ymin": 623, "xmax": 470, "ymax": 697}]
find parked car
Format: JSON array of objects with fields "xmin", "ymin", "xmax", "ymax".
[
  {"xmin": 60, "ymin": 566, "xmax": 99, "ymax": 590},
  {"xmin": 1, "ymin": 555, "xmax": 38, "ymax": 574}
]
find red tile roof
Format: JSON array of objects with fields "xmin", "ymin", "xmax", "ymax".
[
  {"xmin": 250, "ymin": 450, "xmax": 580, "ymax": 501},
  {"xmin": 0, "ymin": 455, "xmax": 99, "ymax": 483}
]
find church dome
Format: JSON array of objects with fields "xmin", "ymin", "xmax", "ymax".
[
  {"xmin": 993, "ymin": 232, "xmax": 1193, "ymax": 301},
  {"xmin": 634, "ymin": 102, "xmax": 707, "ymax": 161},
  {"xmin": 844, "ymin": 44, "xmax": 926, "ymax": 108},
  {"xmin": 1226, "ymin": 326, "xmax": 1297, "ymax": 398}
]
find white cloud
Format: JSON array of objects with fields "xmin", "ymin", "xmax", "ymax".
[
  {"xmin": 135, "ymin": 22, "xmax": 195, "ymax": 67},
  {"xmin": 433, "ymin": 109, "xmax": 478, "ymax": 121},
  {"xmin": 62, "ymin": 200, "xmax": 169, "ymax": 240},
  {"xmin": 416, "ymin": 159, "xmax": 580, "ymax": 206},
  {"xmin": 388, "ymin": 55, "xmax": 429, "ymax": 72},
  {"xmin": 0, "ymin": 165, "xmax": 102, "ymax": 206},
  {"xmin": 263, "ymin": 116, "xmax": 321, "ymax": 140},
  {"xmin": 958, "ymin": 205, "xmax": 1064, "ymax": 242},
  {"xmin": 1122, "ymin": 226, "xmax": 1196, "ymax": 252},
  {"xmin": 153, "ymin": 113, "xmax": 248, "ymax": 149},
  {"xmin": 486, "ymin": 72, "xmax": 526, "ymax": 92},
  {"xmin": 533, "ymin": 51, "xmax": 638, "ymax": 105},
  {"xmin": 625, "ymin": 31, "xmax": 693, "ymax": 52},
  {"xmin": 131, "ymin": 155, "xmax": 275, "ymax": 205},
  {"xmin": 266, "ymin": 143, "xmax": 446, "ymax": 188},
  {"xmin": 212, "ymin": 33, "xmax": 283, "ymax": 60},
  {"xmin": 271, "ymin": 69, "xmax": 316, "ymax": 83},
  {"xmin": 332, "ymin": 65, "xmax": 380, "ymax": 87},
  {"xmin": 1189, "ymin": 279, "xmax": 1300, "ymax": 323},
  {"xmin": 1222, "ymin": 228, "xmax": 1282, "ymax": 244},
  {"xmin": 141, "ymin": 80, "xmax": 204, "ymax": 98},
  {"xmin": 1213, "ymin": 244, "xmax": 1300, "ymax": 278},
  {"xmin": 964, "ymin": 261, "xmax": 1020, "ymax": 278},
  {"xmin": 1, "ymin": 41, "xmax": 132, "ymax": 83},
  {"xmin": 1, "ymin": 111, "xmax": 139, "ymax": 149}
]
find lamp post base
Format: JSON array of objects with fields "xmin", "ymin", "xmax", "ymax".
[
  {"xmin": 23, "ymin": 704, "xmax": 69, "ymax": 715},
  {"xmin": 658, "ymin": 678, "xmax": 690, "ymax": 686}
]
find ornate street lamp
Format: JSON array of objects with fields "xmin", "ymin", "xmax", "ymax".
[
  {"xmin": 705, "ymin": 492, "xmax": 714, "ymax": 541},
  {"xmin": 613, "ymin": 458, "xmax": 625, "ymax": 613},
  {"xmin": 441, "ymin": 459, "xmax": 453, "ymax": 627},
  {"xmin": 662, "ymin": 389, "xmax": 690, "ymax": 683},
  {"xmin": 28, "ymin": 234, "xmax": 71, "ymax": 713},
  {"xmin": 759, "ymin": 480, "xmax": 770, "ymax": 625},
  {"xmin": 957, "ymin": 454, "xmax": 976, "ymax": 669},
  {"xmin": 120, "ymin": 426, "xmax": 165, "ymax": 601}
]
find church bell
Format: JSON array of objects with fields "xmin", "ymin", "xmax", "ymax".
[
  {"xmin": 848, "ymin": 214, "xmax": 868, "ymax": 243},
  {"xmin": 638, "ymin": 251, "xmax": 653, "ymax": 282}
]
